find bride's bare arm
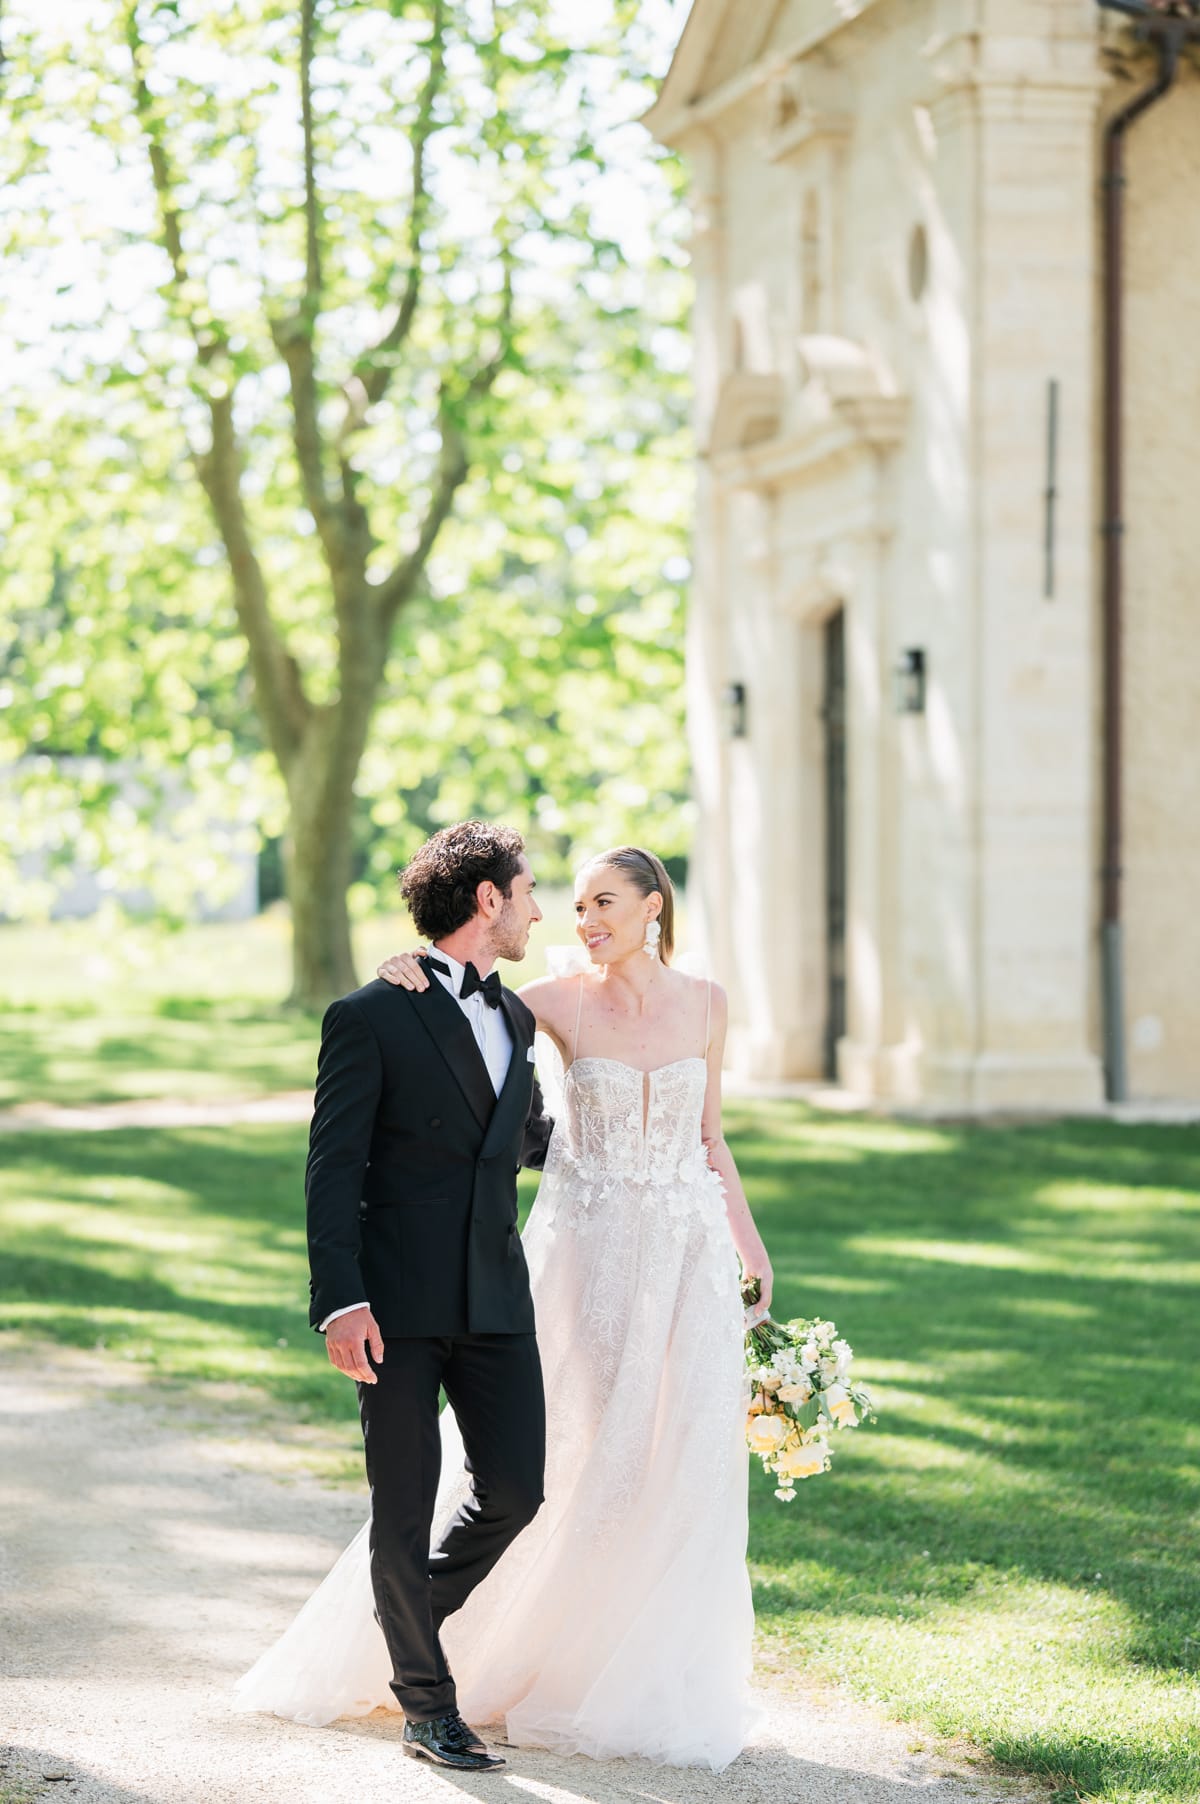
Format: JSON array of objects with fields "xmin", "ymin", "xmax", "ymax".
[
  {"xmin": 700, "ymin": 985, "xmax": 774, "ymax": 1314},
  {"xmin": 515, "ymin": 975, "xmax": 576, "ymax": 1061}
]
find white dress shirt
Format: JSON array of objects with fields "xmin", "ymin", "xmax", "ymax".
[
  {"xmin": 427, "ymin": 948, "xmax": 514, "ymax": 1096},
  {"xmin": 320, "ymin": 950, "xmax": 513, "ymax": 1332}
]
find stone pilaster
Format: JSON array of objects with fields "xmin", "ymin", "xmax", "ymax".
[{"xmin": 921, "ymin": 34, "xmax": 1106, "ymax": 1108}]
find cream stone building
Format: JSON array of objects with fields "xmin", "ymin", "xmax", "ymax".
[{"xmin": 646, "ymin": 0, "xmax": 1200, "ymax": 1109}]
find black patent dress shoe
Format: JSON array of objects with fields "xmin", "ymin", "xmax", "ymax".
[{"xmin": 402, "ymin": 1712, "xmax": 505, "ymax": 1770}]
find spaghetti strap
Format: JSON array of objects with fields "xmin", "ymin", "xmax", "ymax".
[
  {"xmin": 573, "ymin": 974, "xmax": 585, "ymax": 1062},
  {"xmin": 704, "ymin": 980, "xmax": 712, "ymax": 1055}
]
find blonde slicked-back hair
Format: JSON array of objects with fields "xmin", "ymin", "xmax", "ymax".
[{"xmin": 583, "ymin": 846, "xmax": 676, "ymax": 964}]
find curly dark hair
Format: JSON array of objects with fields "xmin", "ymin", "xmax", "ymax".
[{"xmin": 399, "ymin": 821, "xmax": 526, "ymax": 941}]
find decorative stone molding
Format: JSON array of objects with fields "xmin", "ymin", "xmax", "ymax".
[
  {"xmin": 796, "ymin": 333, "xmax": 897, "ymax": 402},
  {"xmin": 764, "ymin": 58, "xmax": 852, "ymax": 160},
  {"xmin": 704, "ymin": 372, "xmax": 785, "ymax": 455},
  {"xmin": 711, "ymin": 336, "xmax": 907, "ymax": 488},
  {"xmin": 920, "ymin": 28, "xmax": 1106, "ymax": 120}
]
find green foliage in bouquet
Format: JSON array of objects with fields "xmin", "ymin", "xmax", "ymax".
[{"xmin": 741, "ymin": 1279, "xmax": 877, "ymax": 1500}]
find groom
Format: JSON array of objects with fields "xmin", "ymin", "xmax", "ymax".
[{"xmin": 305, "ymin": 821, "xmax": 552, "ymax": 1771}]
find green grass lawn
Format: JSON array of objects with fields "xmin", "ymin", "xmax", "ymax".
[
  {"xmin": 1, "ymin": 1102, "xmax": 1196, "ymax": 1803},
  {"xmin": 0, "ymin": 897, "xmax": 656, "ymax": 1107},
  {"xmin": 0, "ymin": 915, "xmax": 318, "ymax": 1106}
]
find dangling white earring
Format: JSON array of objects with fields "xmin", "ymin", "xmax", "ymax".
[{"xmin": 643, "ymin": 919, "xmax": 661, "ymax": 959}]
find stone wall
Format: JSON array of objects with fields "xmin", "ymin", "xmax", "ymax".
[
  {"xmin": 655, "ymin": 0, "xmax": 1199, "ymax": 1105},
  {"xmin": 1110, "ymin": 61, "xmax": 1200, "ymax": 1099}
]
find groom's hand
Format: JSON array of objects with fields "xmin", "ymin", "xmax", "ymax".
[{"xmin": 325, "ymin": 1306, "xmax": 384, "ymax": 1383}]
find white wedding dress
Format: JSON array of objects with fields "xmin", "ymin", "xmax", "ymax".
[{"xmin": 234, "ymin": 980, "xmax": 757, "ymax": 1771}]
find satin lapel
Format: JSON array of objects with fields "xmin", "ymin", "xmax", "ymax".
[
  {"xmin": 481, "ymin": 989, "xmax": 533, "ymax": 1156},
  {"xmin": 407, "ymin": 980, "xmax": 496, "ymax": 1131}
]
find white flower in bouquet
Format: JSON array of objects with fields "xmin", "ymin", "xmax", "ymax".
[
  {"xmin": 823, "ymin": 1383, "xmax": 858, "ymax": 1427},
  {"xmin": 742, "ymin": 1286, "xmax": 877, "ymax": 1500}
]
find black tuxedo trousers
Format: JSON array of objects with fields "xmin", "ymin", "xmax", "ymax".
[
  {"xmin": 360, "ymin": 1331, "xmax": 545, "ymax": 1719},
  {"xmin": 304, "ymin": 975, "xmax": 552, "ymax": 1719}
]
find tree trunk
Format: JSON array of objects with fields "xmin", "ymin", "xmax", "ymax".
[
  {"xmin": 286, "ymin": 804, "xmax": 358, "ymax": 1010},
  {"xmin": 288, "ymin": 797, "xmax": 357, "ymax": 1010},
  {"xmin": 284, "ymin": 705, "xmax": 371, "ymax": 1010}
]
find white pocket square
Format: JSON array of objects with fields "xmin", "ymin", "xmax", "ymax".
[{"xmin": 526, "ymin": 1046, "xmax": 536, "ymax": 1063}]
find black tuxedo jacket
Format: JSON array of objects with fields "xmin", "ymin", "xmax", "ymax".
[{"xmin": 305, "ymin": 975, "xmax": 553, "ymax": 1338}]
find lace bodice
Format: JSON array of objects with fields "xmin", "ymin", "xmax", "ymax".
[
  {"xmin": 559, "ymin": 1055, "xmax": 710, "ymax": 1187},
  {"xmin": 535, "ymin": 1051, "xmax": 732, "ymax": 1260},
  {"xmin": 538, "ymin": 974, "xmax": 718, "ymax": 1194}
]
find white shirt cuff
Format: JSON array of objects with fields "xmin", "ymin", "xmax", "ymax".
[{"xmin": 319, "ymin": 1302, "xmax": 369, "ymax": 1332}]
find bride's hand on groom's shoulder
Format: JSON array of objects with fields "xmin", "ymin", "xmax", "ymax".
[{"xmin": 378, "ymin": 948, "xmax": 430, "ymax": 990}]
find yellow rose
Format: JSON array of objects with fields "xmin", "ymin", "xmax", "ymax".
[
  {"xmin": 825, "ymin": 1384, "xmax": 857, "ymax": 1427},
  {"xmin": 746, "ymin": 1413, "xmax": 790, "ymax": 1456},
  {"xmin": 777, "ymin": 1380, "xmax": 813, "ymax": 1404},
  {"xmin": 777, "ymin": 1437, "xmax": 829, "ymax": 1479}
]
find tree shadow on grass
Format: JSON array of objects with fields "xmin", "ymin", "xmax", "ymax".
[
  {"xmin": 729, "ymin": 1103, "xmax": 1200, "ymax": 1798},
  {"xmin": 0, "ymin": 1000, "xmax": 320, "ymax": 1109},
  {"xmin": 734, "ymin": 1107, "xmax": 1200, "ymax": 1655},
  {"xmin": 0, "ymin": 1126, "xmax": 340, "ymax": 1420}
]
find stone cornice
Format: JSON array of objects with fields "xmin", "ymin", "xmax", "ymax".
[
  {"xmin": 921, "ymin": 30, "xmax": 1106, "ymax": 121},
  {"xmin": 643, "ymin": 0, "xmax": 886, "ymax": 147}
]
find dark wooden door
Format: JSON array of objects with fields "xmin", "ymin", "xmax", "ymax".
[{"xmin": 823, "ymin": 610, "xmax": 847, "ymax": 1081}]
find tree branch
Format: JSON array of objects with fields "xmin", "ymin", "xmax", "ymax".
[
  {"xmin": 124, "ymin": 3, "xmax": 311, "ymax": 767},
  {"xmin": 300, "ymin": 0, "xmax": 321, "ymax": 309},
  {"xmin": 270, "ymin": 0, "xmax": 342, "ymax": 571},
  {"xmin": 465, "ymin": 248, "xmax": 515, "ymax": 400},
  {"xmin": 197, "ymin": 394, "xmax": 311, "ymax": 767},
  {"xmin": 124, "ymin": 7, "xmax": 200, "ymax": 324},
  {"xmin": 339, "ymin": 0, "xmax": 447, "ymax": 446},
  {"xmin": 371, "ymin": 388, "xmax": 469, "ymax": 632},
  {"xmin": 272, "ymin": 317, "xmax": 338, "ymax": 563},
  {"xmin": 370, "ymin": 251, "xmax": 516, "ymax": 635}
]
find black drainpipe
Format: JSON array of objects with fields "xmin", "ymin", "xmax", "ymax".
[{"xmin": 1097, "ymin": 0, "xmax": 1199, "ymax": 1102}]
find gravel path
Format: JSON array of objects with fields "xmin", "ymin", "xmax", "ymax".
[{"xmin": 0, "ymin": 1346, "xmax": 1044, "ymax": 1804}]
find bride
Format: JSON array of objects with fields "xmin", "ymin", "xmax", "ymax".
[{"xmin": 235, "ymin": 845, "xmax": 773, "ymax": 1772}]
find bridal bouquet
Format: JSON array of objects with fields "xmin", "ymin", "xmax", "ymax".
[{"xmin": 741, "ymin": 1282, "xmax": 877, "ymax": 1500}]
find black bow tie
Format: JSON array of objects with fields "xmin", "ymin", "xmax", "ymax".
[{"xmin": 429, "ymin": 957, "xmax": 502, "ymax": 1009}]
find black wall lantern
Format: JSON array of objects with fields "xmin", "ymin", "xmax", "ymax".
[
  {"xmin": 722, "ymin": 681, "xmax": 748, "ymax": 739},
  {"xmin": 894, "ymin": 648, "xmax": 926, "ymax": 715}
]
